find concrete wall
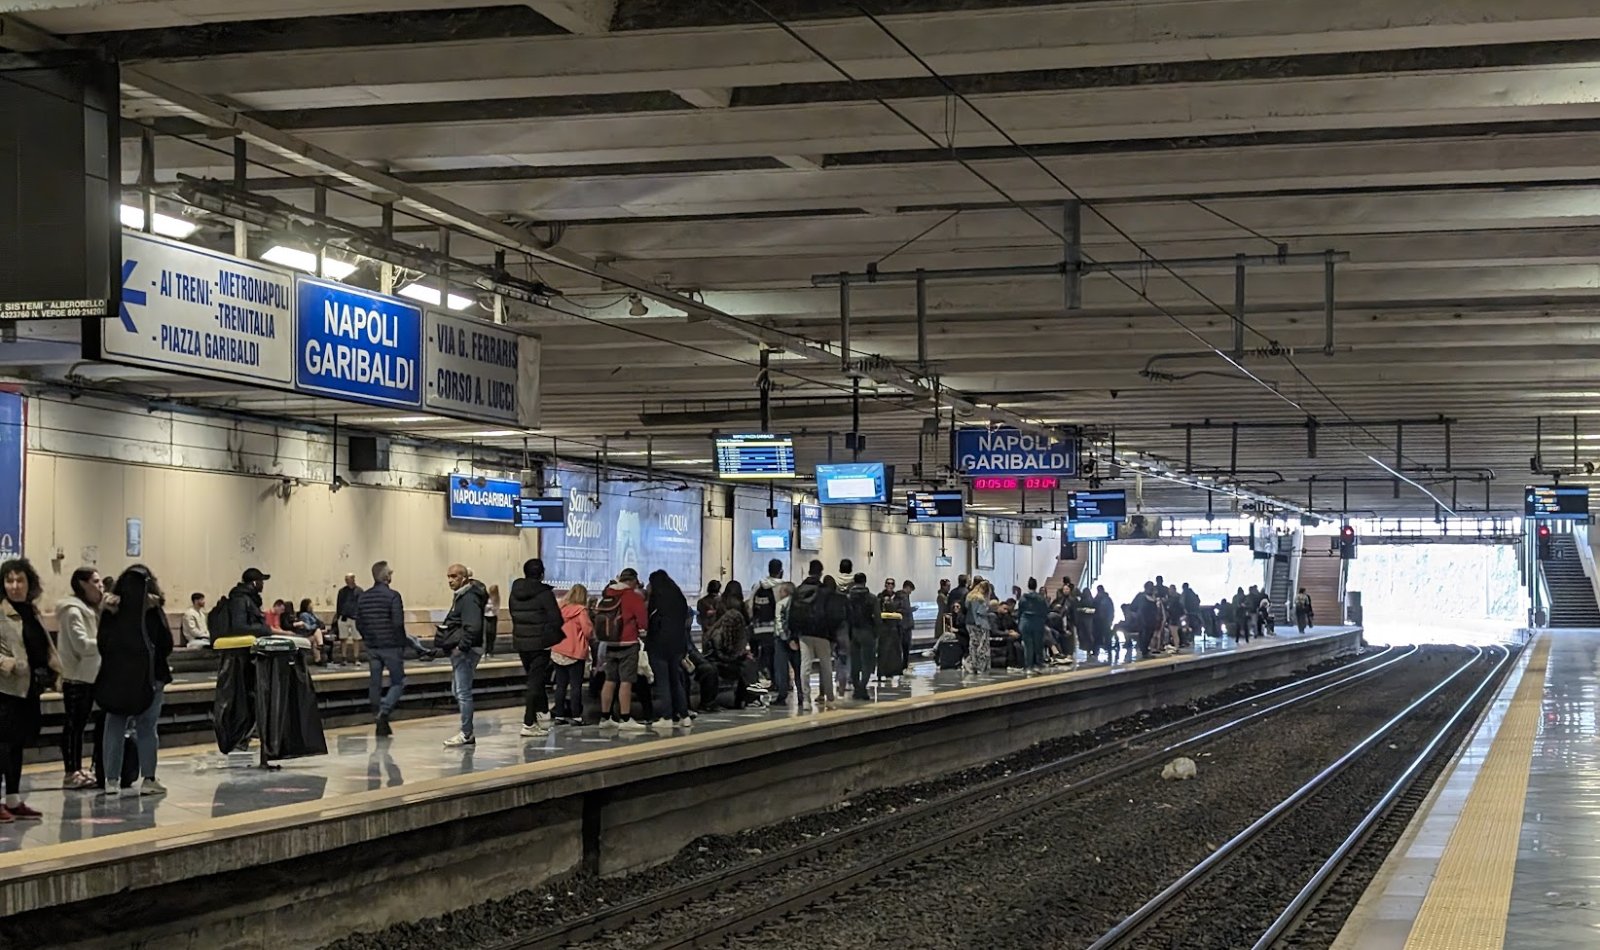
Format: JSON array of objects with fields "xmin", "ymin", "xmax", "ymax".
[{"xmin": 18, "ymin": 395, "xmax": 1045, "ymax": 609}]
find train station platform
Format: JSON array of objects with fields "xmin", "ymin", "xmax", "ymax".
[
  {"xmin": 1334, "ymin": 627, "xmax": 1590, "ymax": 950},
  {"xmin": 0, "ymin": 626, "xmax": 1361, "ymax": 950}
]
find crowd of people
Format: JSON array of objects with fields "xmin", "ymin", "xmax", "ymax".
[{"xmin": 0, "ymin": 548, "xmax": 1318, "ymax": 822}]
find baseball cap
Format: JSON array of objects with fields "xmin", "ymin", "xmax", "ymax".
[{"xmin": 241, "ymin": 567, "xmax": 271, "ymax": 583}]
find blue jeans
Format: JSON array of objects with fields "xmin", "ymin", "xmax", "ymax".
[
  {"xmin": 104, "ymin": 685, "xmax": 164, "ymax": 782},
  {"xmin": 451, "ymin": 646, "xmax": 483, "ymax": 736},
  {"xmin": 368, "ymin": 646, "xmax": 406, "ymax": 717}
]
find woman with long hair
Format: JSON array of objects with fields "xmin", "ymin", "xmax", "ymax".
[
  {"xmin": 964, "ymin": 580, "xmax": 994, "ymax": 676},
  {"xmin": 646, "ymin": 570, "xmax": 694, "ymax": 728},
  {"xmin": 551, "ymin": 584, "xmax": 593, "ymax": 726},
  {"xmin": 96, "ymin": 564, "xmax": 174, "ymax": 797},
  {"xmin": 55, "ymin": 567, "xmax": 103, "ymax": 789},
  {"xmin": 704, "ymin": 580, "xmax": 757, "ymax": 708},
  {"xmin": 0, "ymin": 558, "xmax": 59, "ymax": 820}
]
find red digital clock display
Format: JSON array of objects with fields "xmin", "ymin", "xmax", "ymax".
[{"xmin": 973, "ymin": 476, "xmax": 1060, "ymax": 491}]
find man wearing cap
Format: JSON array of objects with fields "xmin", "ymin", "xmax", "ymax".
[{"xmin": 225, "ymin": 567, "xmax": 272, "ymax": 637}]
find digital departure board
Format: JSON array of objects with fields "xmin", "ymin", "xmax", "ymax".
[
  {"xmin": 713, "ymin": 433, "xmax": 796, "ymax": 480},
  {"xmin": 1067, "ymin": 489, "xmax": 1127, "ymax": 522},
  {"xmin": 515, "ymin": 497, "xmax": 566, "ymax": 528},
  {"xmin": 971, "ymin": 476, "xmax": 1060, "ymax": 491},
  {"xmin": 1191, "ymin": 533, "xmax": 1230, "ymax": 553},
  {"xmin": 907, "ymin": 490, "xmax": 965, "ymax": 523},
  {"xmin": 1067, "ymin": 520, "xmax": 1116, "ymax": 542},
  {"xmin": 1526, "ymin": 485, "xmax": 1589, "ymax": 520}
]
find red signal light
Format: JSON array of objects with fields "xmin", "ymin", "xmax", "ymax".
[
  {"xmin": 1340, "ymin": 525, "xmax": 1355, "ymax": 539},
  {"xmin": 1538, "ymin": 523, "xmax": 1552, "ymax": 538}
]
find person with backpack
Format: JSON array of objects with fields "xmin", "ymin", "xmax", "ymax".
[
  {"xmin": 509, "ymin": 557, "xmax": 563, "ymax": 737},
  {"xmin": 704, "ymin": 580, "xmax": 758, "ymax": 709},
  {"xmin": 595, "ymin": 568, "xmax": 649, "ymax": 733},
  {"xmin": 790, "ymin": 561, "xmax": 836, "ymax": 709},
  {"xmin": 749, "ymin": 560, "xmax": 783, "ymax": 690},
  {"xmin": 438, "ymin": 563, "xmax": 488, "ymax": 747},
  {"xmin": 1294, "ymin": 587, "xmax": 1314, "ymax": 633},
  {"xmin": 844, "ymin": 573, "xmax": 880, "ymax": 700}
]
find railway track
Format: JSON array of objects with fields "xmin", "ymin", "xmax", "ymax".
[
  {"xmin": 1087, "ymin": 644, "xmax": 1510, "ymax": 950},
  {"xmin": 485, "ymin": 645, "xmax": 1416, "ymax": 950}
]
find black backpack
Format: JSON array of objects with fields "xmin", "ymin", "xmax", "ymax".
[
  {"xmin": 750, "ymin": 583, "xmax": 777, "ymax": 627},
  {"xmin": 789, "ymin": 583, "xmax": 822, "ymax": 639},
  {"xmin": 594, "ymin": 593, "xmax": 625, "ymax": 643},
  {"xmin": 847, "ymin": 587, "xmax": 878, "ymax": 629},
  {"xmin": 206, "ymin": 599, "xmax": 229, "ymax": 638}
]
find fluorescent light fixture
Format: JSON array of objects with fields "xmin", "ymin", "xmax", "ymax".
[
  {"xmin": 120, "ymin": 204, "xmax": 196, "ymax": 239},
  {"xmin": 261, "ymin": 245, "xmax": 357, "ymax": 280},
  {"xmin": 462, "ymin": 429, "xmax": 518, "ymax": 438},
  {"xmin": 398, "ymin": 283, "xmax": 474, "ymax": 311}
]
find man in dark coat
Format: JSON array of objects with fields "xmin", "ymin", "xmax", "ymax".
[{"xmin": 508, "ymin": 558, "xmax": 562, "ymax": 736}]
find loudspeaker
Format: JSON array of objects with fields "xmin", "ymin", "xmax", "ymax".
[{"xmin": 349, "ymin": 436, "xmax": 390, "ymax": 472}]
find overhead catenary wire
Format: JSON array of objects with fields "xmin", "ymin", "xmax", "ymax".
[{"xmin": 765, "ymin": 0, "xmax": 1453, "ymax": 513}]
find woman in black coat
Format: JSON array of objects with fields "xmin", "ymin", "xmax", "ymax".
[
  {"xmin": 646, "ymin": 570, "xmax": 694, "ymax": 726},
  {"xmin": 96, "ymin": 564, "xmax": 174, "ymax": 798}
]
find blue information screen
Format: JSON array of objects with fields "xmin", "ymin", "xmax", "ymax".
[
  {"xmin": 294, "ymin": 276, "xmax": 423, "ymax": 408},
  {"xmin": 447, "ymin": 477, "xmax": 522, "ymax": 523},
  {"xmin": 1526, "ymin": 485, "xmax": 1589, "ymax": 519},
  {"xmin": 1191, "ymin": 533, "xmax": 1230, "ymax": 553},
  {"xmin": 751, "ymin": 528, "xmax": 791, "ymax": 552},
  {"xmin": 797, "ymin": 503, "xmax": 823, "ymax": 551}
]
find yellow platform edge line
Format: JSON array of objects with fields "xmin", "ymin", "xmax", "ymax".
[{"xmin": 1403, "ymin": 634, "xmax": 1552, "ymax": 950}]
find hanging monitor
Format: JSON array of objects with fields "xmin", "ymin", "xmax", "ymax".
[
  {"xmin": 713, "ymin": 433, "xmax": 796, "ymax": 480},
  {"xmin": 907, "ymin": 490, "xmax": 964, "ymax": 523},
  {"xmin": 515, "ymin": 497, "xmax": 566, "ymax": 529},
  {"xmin": 816, "ymin": 462, "xmax": 891, "ymax": 505},
  {"xmin": 1526, "ymin": 485, "xmax": 1589, "ymax": 520},
  {"xmin": 1067, "ymin": 489, "xmax": 1127, "ymax": 522},
  {"xmin": 750, "ymin": 528, "xmax": 791, "ymax": 552},
  {"xmin": 1066, "ymin": 520, "xmax": 1117, "ymax": 542},
  {"xmin": 1190, "ymin": 533, "xmax": 1230, "ymax": 553}
]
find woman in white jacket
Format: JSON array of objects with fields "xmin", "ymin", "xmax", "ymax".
[{"xmin": 55, "ymin": 568, "xmax": 103, "ymax": 789}]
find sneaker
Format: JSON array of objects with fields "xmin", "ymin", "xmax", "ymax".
[
  {"xmin": 552, "ymin": 717, "xmax": 571, "ymax": 726},
  {"xmin": 0, "ymin": 805, "xmax": 11, "ymax": 823},
  {"xmin": 139, "ymin": 780, "xmax": 167, "ymax": 797},
  {"xmin": 63, "ymin": 770, "xmax": 94, "ymax": 789},
  {"xmin": 598, "ymin": 718, "xmax": 620, "ymax": 734},
  {"xmin": 520, "ymin": 721, "xmax": 549, "ymax": 738},
  {"xmin": 677, "ymin": 716, "xmax": 695, "ymax": 729},
  {"xmin": 95, "ymin": 786, "xmax": 119, "ymax": 799},
  {"xmin": 376, "ymin": 714, "xmax": 392, "ymax": 737},
  {"xmin": 443, "ymin": 732, "xmax": 475, "ymax": 747},
  {"xmin": 617, "ymin": 719, "xmax": 651, "ymax": 733}
]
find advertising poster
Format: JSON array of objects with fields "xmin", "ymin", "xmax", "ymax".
[
  {"xmin": 0, "ymin": 392, "xmax": 22, "ymax": 558},
  {"xmin": 543, "ymin": 465, "xmax": 702, "ymax": 594},
  {"xmin": 797, "ymin": 503, "xmax": 823, "ymax": 551}
]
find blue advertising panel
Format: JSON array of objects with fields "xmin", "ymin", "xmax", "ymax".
[
  {"xmin": 544, "ymin": 465, "xmax": 702, "ymax": 594},
  {"xmin": 294, "ymin": 276, "xmax": 423, "ymax": 408},
  {"xmin": 0, "ymin": 392, "xmax": 22, "ymax": 557},
  {"xmin": 797, "ymin": 503, "xmax": 823, "ymax": 551},
  {"xmin": 447, "ymin": 476, "xmax": 521, "ymax": 523},
  {"xmin": 952, "ymin": 426, "xmax": 1078, "ymax": 478}
]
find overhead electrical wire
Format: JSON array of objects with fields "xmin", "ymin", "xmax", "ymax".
[{"xmin": 750, "ymin": 0, "xmax": 1454, "ymax": 514}]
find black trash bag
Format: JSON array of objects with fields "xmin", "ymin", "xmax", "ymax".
[
  {"xmin": 212, "ymin": 651, "xmax": 256, "ymax": 754},
  {"xmin": 254, "ymin": 650, "xmax": 327, "ymax": 761}
]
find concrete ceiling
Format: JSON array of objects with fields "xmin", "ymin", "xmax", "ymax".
[{"xmin": 7, "ymin": 0, "xmax": 1600, "ymax": 518}]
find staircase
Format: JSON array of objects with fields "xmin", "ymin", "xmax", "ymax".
[
  {"xmin": 1545, "ymin": 535, "xmax": 1600, "ymax": 627},
  {"xmin": 1298, "ymin": 554, "xmax": 1345, "ymax": 626}
]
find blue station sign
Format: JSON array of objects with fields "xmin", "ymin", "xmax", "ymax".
[
  {"xmin": 447, "ymin": 476, "xmax": 522, "ymax": 523},
  {"xmin": 952, "ymin": 426, "xmax": 1078, "ymax": 478},
  {"xmin": 294, "ymin": 276, "xmax": 422, "ymax": 408}
]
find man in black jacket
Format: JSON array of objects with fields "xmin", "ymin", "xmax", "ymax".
[
  {"xmin": 356, "ymin": 561, "xmax": 406, "ymax": 736},
  {"xmin": 440, "ymin": 564, "xmax": 487, "ymax": 747},
  {"xmin": 225, "ymin": 568, "xmax": 271, "ymax": 637},
  {"xmin": 844, "ymin": 573, "xmax": 880, "ymax": 700},
  {"xmin": 508, "ymin": 558, "xmax": 562, "ymax": 737}
]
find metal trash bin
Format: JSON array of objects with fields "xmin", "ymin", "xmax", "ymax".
[{"xmin": 251, "ymin": 636, "xmax": 327, "ymax": 762}]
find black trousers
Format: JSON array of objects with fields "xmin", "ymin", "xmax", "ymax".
[
  {"xmin": 59, "ymin": 680, "xmax": 96, "ymax": 774},
  {"xmin": 519, "ymin": 649, "xmax": 551, "ymax": 724}
]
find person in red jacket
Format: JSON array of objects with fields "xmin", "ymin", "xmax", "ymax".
[{"xmin": 598, "ymin": 568, "xmax": 649, "ymax": 734}]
